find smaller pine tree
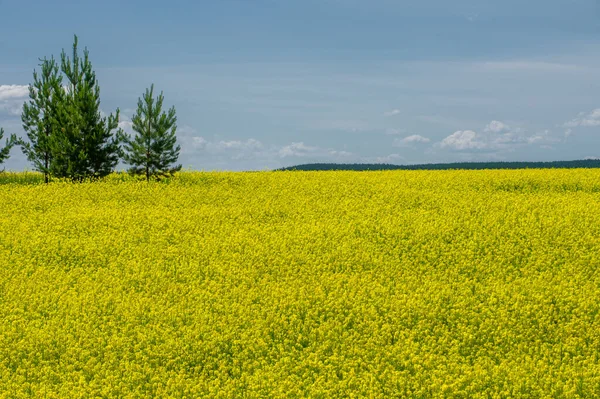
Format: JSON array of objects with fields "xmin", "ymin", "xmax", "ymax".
[
  {"xmin": 120, "ymin": 84, "xmax": 181, "ymax": 181},
  {"xmin": 19, "ymin": 56, "xmax": 63, "ymax": 183},
  {"xmin": 0, "ymin": 128, "xmax": 17, "ymax": 168}
]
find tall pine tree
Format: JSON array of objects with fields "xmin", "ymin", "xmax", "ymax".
[
  {"xmin": 0, "ymin": 128, "xmax": 16, "ymax": 168},
  {"xmin": 20, "ymin": 56, "xmax": 63, "ymax": 183},
  {"xmin": 120, "ymin": 84, "xmax": 181, "ymax": 181},
  {"xmin": 51, "ymin": 35, "xmax": 121, "ymax": 181}
]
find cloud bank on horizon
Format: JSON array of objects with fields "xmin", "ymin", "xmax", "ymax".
[{"xmin": 1, "ymin": 0, "xmax": 600, "ymax": 171}]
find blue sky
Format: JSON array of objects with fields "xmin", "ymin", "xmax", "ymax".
[{"xmin": 1, "ymin": 0, "xmax": 600, "ymax": 170}]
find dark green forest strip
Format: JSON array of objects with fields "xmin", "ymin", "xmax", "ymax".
[{"xmin": 277, "ymin": 159, "xmax": 600, "ymax": 171}]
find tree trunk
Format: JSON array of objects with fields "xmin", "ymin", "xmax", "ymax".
[
  {"xmin": 44, "ymin": 154, "xmax": 48, "ymax": 184},
  {"xmin": 146, "ymin": 151, "xmax": 150, "ymax": 182},
  {"xmin": 146, "ymin": 111, "xmax": 151, "ymax": 182}
]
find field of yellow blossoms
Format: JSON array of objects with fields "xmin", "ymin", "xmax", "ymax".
[{"xmin": 1, "ymin": 169, "xmax": 600, "ymax": 398}]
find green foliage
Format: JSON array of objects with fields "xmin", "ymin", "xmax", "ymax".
[
  {"xmin": 120, "ymin": 84, "xmax": 181, "ymax": 181},
  {"xmin": 0, "ymin": 171, "xmax": 45, "ymax": 185},
  {"xmin": 278, "ymin": 159, "xmax": 600, "ymax": 171},
  {"xmin": 19, "ymin": 56, "xmax": 63, "ymax": 183},
  {"xmin": 48, "ymin": 35, "xmax": 121, "ymax": 181},
  {"xmin": 0, "ymin": 128, "xmax": 16, "ymax": 167}
]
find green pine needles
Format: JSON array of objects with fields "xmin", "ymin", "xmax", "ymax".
[
  {"xmin": 120, "ymin": 84, "xmax": 181, "ymax": 181},
  {"xmin": 0, "ymin": 128, "xmax": 17, "ymax": 168},
  {"xmin": 18, "ymin": 35, "xmax": 124, "ymax": 182},
  {"xmin": 52, "ymin": 35, "xmax": 121, "ymax": 181},
  {"xmin": 15, "ymin": 35, "xmax": 182, "ymax": 182},
  {"xmin": 20, "ymin": 56, "xmax": 63, "ymax": 183}
]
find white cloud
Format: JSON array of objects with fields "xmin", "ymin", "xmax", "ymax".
[
  {"xmin": 214, "ymin": 138, "xmax": 263, "ymax": 151},
  {"xmin": 0, "ymin": 102, "xmax": 25, "ymax": 116},
  {"xmin": 437, "ymin": 120, "xmax": 561, "ymax": 152},
  {"xmin": 393, "ymin": 134, "xmax": 431, "ymax": 147},
  {"xmin": 484, "ymin": 120, "xmax": 510, "ymax": 133},
  {"xmin": 524, "ymin": 130, "xmax": 562, "ymax": 146},
  {"xmin": 278, "ymin": 142, "xmax": 319, "ymax": 158},
  {"xmin": 526, "ymin": 133, "xmax": 546, "ymax": 144},
  {"xmin": 373, "ymin": 153, "xmax": 404, "ymax": 164},
  {"xmin": 116, "ymin": 113, "xmax": 135, "ymax": 133},
  {"xmin": 564, "ymin": 128, "xmax": 573, "ymax": 138},
  {"xmin": 564, "ymin": 109, "xmax": 600, "ymax": 127},
  {"xmin": 180, "ymin": 136, "xmax": 352, "ymax": 164},
  {"xmin": 191, "ymin": 136, "xmax": 207, "ymax": 149},
  {"xmin": 0, "ymin": 85, "xmax": 29, "ymax": 116},
  {"xmin": 274, "ymin": 141, "xmax": 354, "ymax": 160},
  {"xmin": 0, "ymin": 85, "xmax": 29, "ymax": 101},
  {"xmin": 439, "ymin": 130, "xmax": 487, "ymax": 150},
  {"xmin": 177, "ymin": 125, "xmax": 198, "ymax": 136},
  {"xmin": 328, "ymin": 150, "xmax": 353, "ymax": 157},
  {"xmin": 118, "ymin": 120, "xmax": 134, "ymax": 132},
  {"xmin": 185, "ymin": 137, "xmax": 264, "ymax": 154},
  {"xmin": 403, "ymin": 134, "xmax": 431, "ymax": 143},
  {"xmin": 384, "ymin": 109, "xmax": 401, "ymax": 116}
]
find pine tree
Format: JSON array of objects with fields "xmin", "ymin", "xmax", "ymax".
[
  {"xmin": 51, "ymin": 35, "xmax": 121, "ymax": 181},
  {"xmin": 19, "ymin": 56, "xmax": 63, "ymax": 183},
  {"xmin": 120, "ymin": 84, "xmax": 181, "ymax": 181},
  {"xmin": 0, "ymin": 128, "xmax": 16, "ymax": 168}
]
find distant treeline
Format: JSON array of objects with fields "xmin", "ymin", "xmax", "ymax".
[{"xmin": 277, "ymin": 160, "xmax": 600, "ymax": 171}]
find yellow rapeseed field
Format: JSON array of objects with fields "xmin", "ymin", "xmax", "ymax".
[{"xmin": 1, "ymin": 170, "xmax": 599, "ymax": 398}]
